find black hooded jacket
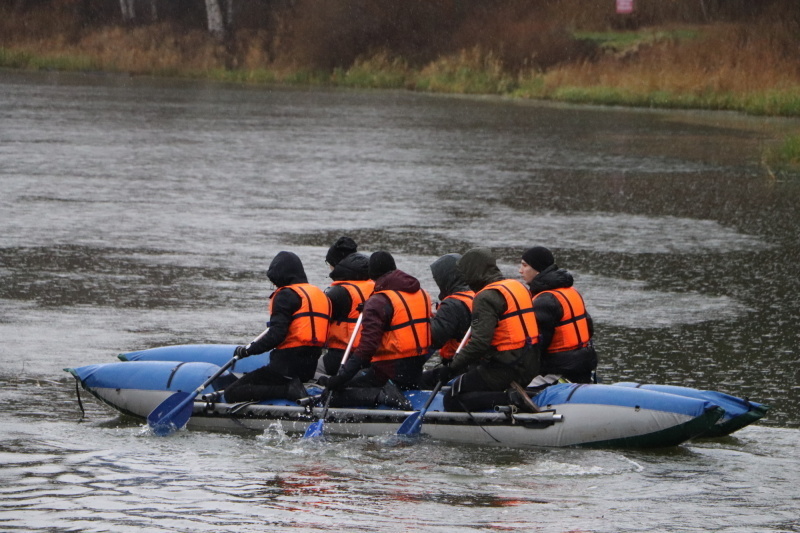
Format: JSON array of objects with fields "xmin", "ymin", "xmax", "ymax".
[
  {"xmin": 338, "ymin": 269, "xmax": 427, "ymax": 382},
  {"xmin": 325, "ymin": 252, "xmax": 370, "ymax": 322},
  {"xmin": 450, "ymin": 248, "xmax": 539, "ymax": 386},
  {"xmin": 529, "ymin": 264, "xmax": 594, "ymax": 351},
  {"xmin": 246, "ymin": 251, "xmax": 321, "ymax": 358},
  {"xmin": 529, "ymin": 264, "xmax": 596, "ymax": 381},
  {"xmin": 430, "ymin": 254, "xmax": 472, "ymax": 351}
]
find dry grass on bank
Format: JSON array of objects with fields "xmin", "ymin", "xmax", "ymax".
[
  {"xmin": 546, "ymin": 22, "xmax": 800, "ymax": 95},
  {"xmin": 2, "ymin": 3, "xmax": 800, "ymax": 117}
]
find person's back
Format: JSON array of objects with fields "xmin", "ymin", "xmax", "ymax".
[
  {"xmin": 323, "ymin": 252, "xmax": 374, "ymax": 375},
  {"xmin": 318, "ymin": 251, "xmax": 430, "ymax": 409},
  {"xmin": 219, "ymin": 251, "xmax": 331, "ymax": 403},
  {"xmin": 437, "ymin": 248, "xmax": 540, "ymax": 412},
  {"xmin": 420, "ymin": 253, "xmax": 473, "ymax": 388}
]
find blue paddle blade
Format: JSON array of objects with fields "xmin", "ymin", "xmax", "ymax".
[
  {"xmin": 396, "ymin": 411, "xmax": 422, "ymax": 436},
  {"xmin": 147, "ymin": 392, "xmax": 193, "ymax": 437},
  {"xmin": 303, "ymin": 419, "xmax": 324, "ymax": 439}
]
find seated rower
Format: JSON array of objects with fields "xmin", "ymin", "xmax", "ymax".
[
  {"xmin": 419, "ymin": 253, "xmax": 474, "ymax": 389},
  {"xmin": 320, "ymin": 250, "xmax": 374, "ymax": 377},
  {"xmin": 519, "ymin": 246, "xmax": 598, "ymax": 384},
  {"xmin": 205, "ymin": 251, "xmax": 331, "ymax": 404},
  {"xmin": 318, "ymin": 251, "xmax": 431, "ymax": 410},
  {"xmin": 433, "ymin": 247, "xmax": 541, "ymax": 412}
]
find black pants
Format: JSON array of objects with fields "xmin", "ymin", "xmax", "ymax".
[
  {"xmin": 442, "ymin": 370, "xmax": 509, "ymax": 412},
  {"xmin": 224, "ymin": 352, "xmax": 318, "ymax": 403},
  {"xmin": 322, "ymin": 348, "xmax": 345, "ymax": 376}
]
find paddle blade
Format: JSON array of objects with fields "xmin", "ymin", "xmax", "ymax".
[
  {"xmin": 147, "ymin": 392, "xmax": 193, "ymax": 437},
  {"xmin": 396, "ymin": 412, "xmax": 422, "ymax": 436},
  {"xmin": 303, "ymin": 419, "xmax": 324, "ymax": 439}
]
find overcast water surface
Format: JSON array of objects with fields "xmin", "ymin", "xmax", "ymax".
[{"xmin": 1, "ymin": 70, "xmax": 799, "ymax": 532}]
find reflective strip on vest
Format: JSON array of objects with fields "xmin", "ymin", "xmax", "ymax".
[
  {"xmin": 536, "ymin": 287, "xmax": 590, "ymax": 353},
  {"xmin": 326, "ymin": 279, "xmax": 375, "ymax": 350},
  {"xmin": 481, "ymin": 279, "xmax": 538, "ymax": 351},
  {"xmin": 270, "ymin": 283, "xmax": 331, "ymax": 349},
  {"xmin": 437, "ymin": 291, "xmax": 475, "ymax": 360},
  {"xmin": 372, "ymin": 289, "xmax": 432, "ymax": 362}
]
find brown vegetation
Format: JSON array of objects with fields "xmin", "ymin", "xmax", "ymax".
[{"xmin": 2, "ymin": 0, "xmax": 800, "ymax": 114}]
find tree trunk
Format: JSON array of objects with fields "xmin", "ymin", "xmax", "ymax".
[
  {"xmin": 149, "ymin": 0, "xmax": 158, "ymax": 22},
  {"xmin": 205, "ymin": 0, "xmax": 226, "ymax": 41},
  {"xmin": 225, "ymin": 0, "xmax": 235, "ymax": 27},
  {"xmin": 119, "ymin": 0, "xmax": 135, "ymax": 24}
]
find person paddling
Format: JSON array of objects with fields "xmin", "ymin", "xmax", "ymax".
[
  {"xmin": 436, "ymin": 247, "xmax": 541, "ymax": 412},
  {"xmin": 321, "ymin": 251, "xmax": 374, "ymax": 376},
  {"xmin": 206, "ymin": 251, "xmax": 331, "ymax": 403},
  {"xmin": 519, "ymin": 246, "xmax": 597, "ymax": 384},
  {"xmin": 419, "ymin": 253, "xmax": 473, "ymax": 389},
  {"xmin": 318, "ymin": 251, "xmax": 431, "ymax": 409}
]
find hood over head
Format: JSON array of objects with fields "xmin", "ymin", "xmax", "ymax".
[
  {"xmin": 373, "ymin": 269, "xmax": 421, "ymax": 293},
  {"xmin": 326, "ymin": 236, "xmax": 358, "ymax": 267},
  {"xmin": 430, "ymin": 253, "xmax": 469, "ymax": 300},
  {"xmin": 267, "ymin": 251, "xmax": 308, "ymax": 287},
  {"xmin": 329, "ymin": 252, "xmax": 370, "ymax": 281},
  {"xmin": 457, "ymin": 247, "xmax": 504, "ymax": 292}
]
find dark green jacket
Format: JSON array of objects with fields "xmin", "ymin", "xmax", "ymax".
[{"xmin": 451, "ymin": 248, "xmax": 540, "ymax": 388}]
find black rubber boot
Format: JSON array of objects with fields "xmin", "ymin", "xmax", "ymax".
[
  {"xmin": 285, "ymin": 378, "xmax": 309, "ymax": 402},
  {"xmin": 507, "ymin": 388, "xmax": 536, "ymax": 412},
  {"xmin": 377, "ymin": 381, "xmax": 413, "ymax": 410}
]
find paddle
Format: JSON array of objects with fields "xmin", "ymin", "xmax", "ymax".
[
  {"xmin": 396, "ymin": 326, "xmax": 472, "ymax": 437},
  {"xmin": 147, "ymin": 354, "xmax": 240, "ymax": 436},
  {"xmin": 303, "ymin": 313, "xmax": 363, "ymax": 439},
  {"xmin": 509, "ymin": 380, "xmax": 541, "ymax": 413}
]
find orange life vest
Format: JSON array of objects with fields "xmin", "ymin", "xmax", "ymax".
[
  {"xmin": 372, "ymin": 289, "xmax": 432, "ymax": 362},
  {"xmin": 326, "ymin": 279, "xmax": 375, "ymax": 350},
  {"xmin": 437, "ymin": 291, "xmax": 475, "ymax": 360},
  {"xmin": 270, "ymin": 283, "xmax": 331, "ymax": 349},
  {"xmin": 534, "ymin": 287, "xmax": 590, "ymax": 353},
  {"xmin": 480, "ymin": 279, "xmax": 539, "ymax": 351}
]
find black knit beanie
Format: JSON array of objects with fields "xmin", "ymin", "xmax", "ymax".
[
  {"xmin": 326, "ymin": 236, "xmax": 358, "ymax": 266},
  {"xmin": 368, "ymin": 251, "xmax": 397, "ymax": 280},
  {"xmin": 522, "ymin": 246, "xmax": 555, "ymax": 272}
]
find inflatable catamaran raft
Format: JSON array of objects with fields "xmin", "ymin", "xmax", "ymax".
[{"xmin": 65, "ymin": 344, "xmax": 768, "ymax": 449}]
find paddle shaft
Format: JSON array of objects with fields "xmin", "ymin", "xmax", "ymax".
[
  {"xmin": 339, "ymin": 312, "xmax": 362, "ymax": 369},
  {"xmin": 195, "ymin": 355, "xmax": 239, "ymax": 394},
  {"xmin": 303, "ymin": 313, "xmax": 363, "ymax": 438},
  {"xmin": 510, "ymin": 380, "xmax": 540, "ymax": 413},
  {"xmin": 453, "ymin": 326, "xmax": 471, "ymax": 354},
  {"xmin": 148, "ymin": 354, "xmax": 240, "ymax": 434},
  {"xmin": 397, "ymin": 326, "xmax": 471, "ymax": 436}
]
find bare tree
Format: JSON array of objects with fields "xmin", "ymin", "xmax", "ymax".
[
  {"xmin": 205, "ymin": 0, "xmax": 226, "ymax": 40},
  {"xmin": 148, "ymin": 0, "xmax": 158, "ymax": 22},
  {"xmin": 119, "ymin": 0, "xmax": 135, "ymax": 24}
]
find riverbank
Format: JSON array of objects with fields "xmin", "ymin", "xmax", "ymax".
[
  {"xmin": 3, "ymin": 21, "xmax": 800, "ymax": 117},
  {"xmin": 2, "ymin": 3, "xmax": 799, "ymax": 171}
]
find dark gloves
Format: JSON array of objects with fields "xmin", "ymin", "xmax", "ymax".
[
  {"xmin": 234, "ymin": 345, "xmax": 249, "ymax": 358},
  {"xmin": 318, "ymin": 373, "xmax": 349, "ymax": 391},
  {"xmin": 437, "ymin": 365, "xmax": 454, "ymax": 384}
]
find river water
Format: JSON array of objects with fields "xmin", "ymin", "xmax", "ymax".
[{"xmin": 1, "ymin": 70, "xmax": 798, "ymax": 532}]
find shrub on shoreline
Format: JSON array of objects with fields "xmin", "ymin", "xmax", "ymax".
[{"xmin": 2, "ymin": 2, "xmax": 800, "ymax": 117}]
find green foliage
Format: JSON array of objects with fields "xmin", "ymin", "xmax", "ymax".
[
  {"xmin": 764, "ymin": 133, "xmax": 800, "ymax": 173},
  {"xmin": 574, "ymin": 29, "xmax": 700, "ymax": 52},
  {"xmin": 415, "ymin": 48, "xmax": 516, "ymax": 95},
  {"xmin": 334, "ymin": 53, "xmax": 410, "ymax": 89},
  {"xmin": 0, "ymin": 48, "xmax": 98, "ymax": 71}
]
